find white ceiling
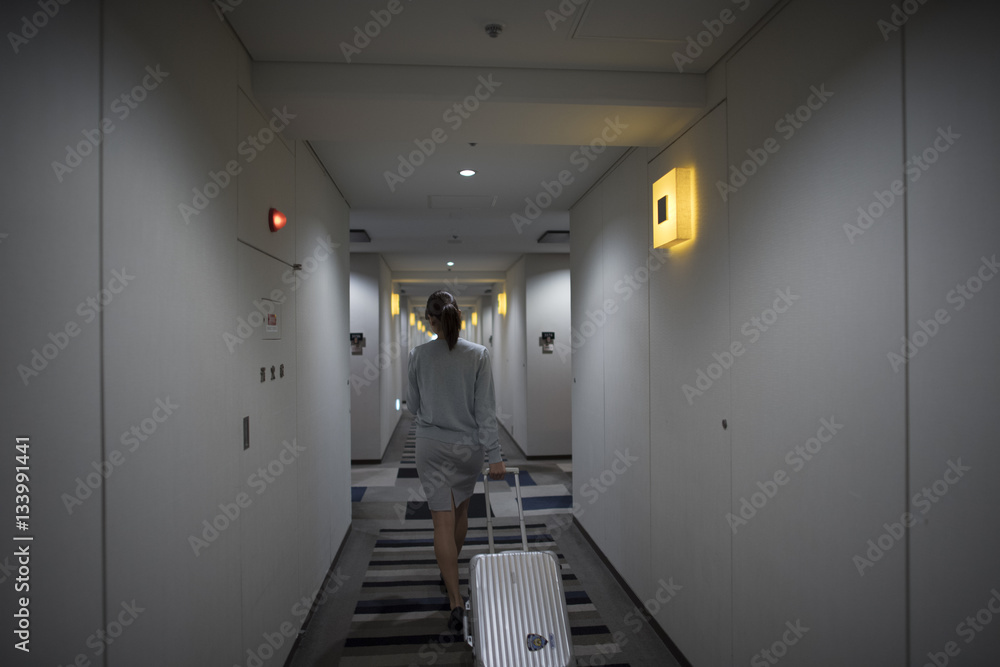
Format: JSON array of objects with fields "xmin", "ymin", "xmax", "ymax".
[{"xmin": 225, "ymin": 0, "xmax": 778, "ymax": 288}]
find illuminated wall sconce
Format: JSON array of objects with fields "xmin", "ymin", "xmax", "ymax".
[
  {"xmin": 471, "ymin": 311, "xmax": 478, "ymax": 327},
  {"xmin": 497, "ymin": 293, "xmax": 507, "ymax": 316},
  {"xmin": 409, "ymin": 312, "xmax": 416, "ymax": 326},
  {"xmin": 391, "ymin": 293, "xmax": 399, "ymax": 316},
  {"xmin": 269, "ymin": 207, "xmax": 287, "ymax": 232},
  {"xmin": 652, "ymin": 168, "xmax": 693, "ymax": 249}
]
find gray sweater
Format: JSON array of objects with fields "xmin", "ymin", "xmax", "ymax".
[{"xmin": 407, "ymin": 337, "xmax": 502, "ymax": 464}]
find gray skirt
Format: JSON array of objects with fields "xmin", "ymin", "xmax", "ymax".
[{"xmin": 414, "ymin": 436, "xmax": 484, "ymax": 511}]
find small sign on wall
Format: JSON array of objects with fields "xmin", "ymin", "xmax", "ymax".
[
  {"xmin": 350, "ymin": 333, "xmax": 365, "ymax": 355},
  {"xmin": 261, "ymin": 300, "xmax": 281, "ymax": 340},
  {"xmin": 540, "ymin": 332, "xmax": 555, "ymax": 353}
]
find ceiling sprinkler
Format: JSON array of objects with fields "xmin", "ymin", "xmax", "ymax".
[{"xmin": 485, "ymin": 23, "xmax": 504, "ymax": 38}]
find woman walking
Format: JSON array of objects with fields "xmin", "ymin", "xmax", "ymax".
[{"xmin": 407, "ymin": 290, "xmax": 506, "ymax": 635}]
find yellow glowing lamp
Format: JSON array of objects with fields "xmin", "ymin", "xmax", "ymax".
[
  {"xmin": 461, "ymin": 320, "xmax": 466, "ymax": 331},
  {"xmin": 391, "ymin": 293, "xmax": 399, "ymax": 316},
  {"xmin": 652, "ymin": 167, "xmax": 693, "ymax": 249},
  {"xmin": 498, "ymin": 293, "xmax": 507, "ymax": 316},
  {"xmin": 471, "ymin": 311, "xmax": 478, "ymax": 327},
  {"xmin": 409, "ymin": 312, "xmax": 415, "ymax": 326}
]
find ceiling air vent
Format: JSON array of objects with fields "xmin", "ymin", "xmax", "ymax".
[
  {"xmin": 350, "ymin": 229, "xmax": 371, "ymax": 242},
  {"xmin": 537, "ymin": 230, "xmax": 570, "ymax": 244}
]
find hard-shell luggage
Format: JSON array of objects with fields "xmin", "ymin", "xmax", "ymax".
[{"xmin": 464, "ymin": 466, "xmax": 573, "ymax": 666}]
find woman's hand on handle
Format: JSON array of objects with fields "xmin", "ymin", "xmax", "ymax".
[{"xmin": 488, "ymin": 461, "xmax": 506, "ymax": 480}]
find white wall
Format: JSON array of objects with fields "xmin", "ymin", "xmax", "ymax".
[
  {"xmin": 726, "ymin": 0, "xmax": 906, "ymax": 662},
  {"xmin": 494, "ymin": 254, "xmax": 572, "ymax": 457},
  {"xmin": 3, "ymin": 0, "xmax": 353, "ymax": 663},
  {"xmin": 905, "ymin": 1, "xmax": 1000, "ymax": 662},
  {"xmin": 524, "ymin": 255, "xmax": 572, "ymax": 457},
  {"xmin": 294, "ymin": 144, "xmax": 353, "ymax": 615},
  {"xmin": 349, "ymin": 253, "xmax": 401, "ymax": 459},
  {"xmin": 0, "ymin": 0, "xmax": 104, "ymax": 663},
  {"xmin": 378, "ymin": 256, "xmax": 402, "ymax": 448},
  {"xmin": 571, "ymin": 0, "xmax": 997, "ymax": 663},
  {"xmin": 570, "ymin": 184, "xmax": 608, "ymax": 552},
  {"xmin": 497, "ymin": 257, "xmax": 527, "ymax": 446},
  {"xmin": 349, "ymin": 253, "xmax": 381, "ymax": 460},
  {"xmin": 647, "ymin": 108, "xmax": 733, "ymax": 666}
]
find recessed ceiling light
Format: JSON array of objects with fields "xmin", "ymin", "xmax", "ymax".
[
  {"xmin": 447, "ymin": 261, "xmax": 455, "ymax": 266},
  {"xmin": 459, "ymin": 169, "xmax": 476, "ymax": 177}
]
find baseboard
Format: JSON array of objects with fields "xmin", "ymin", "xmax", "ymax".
[
  {"xmin": 283, "ymin": 523, "xmax": 354, "ymax": 666},
  {"xmin": 572, "ymin": 517, "xmax": 694, "ymax": 667}
]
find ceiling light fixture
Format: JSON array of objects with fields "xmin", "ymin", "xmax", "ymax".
[
  {"xmin": 447, "ymin": 261, "xmax": 455, "ymax": 266},
  {"xmin": 459, "ymin": 169, "xmax": 476, "ymax": 177}
]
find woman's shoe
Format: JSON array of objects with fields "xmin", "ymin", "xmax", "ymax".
[{"xmin": 447, "ymin": 606, "xmax": 464, "ymax": 635}]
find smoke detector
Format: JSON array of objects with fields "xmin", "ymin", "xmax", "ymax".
[{"xmin": 484, "ymin": 23, "xmax": 504, "ymax": 38}]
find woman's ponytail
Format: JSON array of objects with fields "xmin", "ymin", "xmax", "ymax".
[{"xmin": 426, "ymin": 291, "xmax": 462, "ymax": 350}]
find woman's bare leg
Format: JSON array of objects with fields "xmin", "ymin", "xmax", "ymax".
[
  {"xmin": 431, "ymin": 492, "xmax": 464, "ymax": 610},
  {"xmin": 454, "ymin": 495, "xmax": 471, "ymax": 555}
]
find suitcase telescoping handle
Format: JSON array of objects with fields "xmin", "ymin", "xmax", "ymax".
[{"xmin": 481, "ymin": 466, "xmax": 529, "ymax": 554}]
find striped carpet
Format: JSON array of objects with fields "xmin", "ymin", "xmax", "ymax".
[
  {"xmin": 339, "ymin": 523, "xmax": 631, "ymax": 666},
  {"xmin": 353, "ymin": 420, "xmax": 575, "ymax": 521}
]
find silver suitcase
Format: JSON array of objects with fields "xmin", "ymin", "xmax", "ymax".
[{"xmin": 464, "ymin": 466, "xmax": 573, "ymax": 666}]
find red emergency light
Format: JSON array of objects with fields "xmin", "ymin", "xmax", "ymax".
[{"xmin": 269, "ymin": 208, "xmax": 287, "ymax": 232}]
